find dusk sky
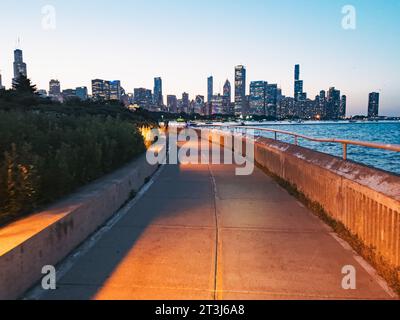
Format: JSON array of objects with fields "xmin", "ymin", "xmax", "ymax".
[{"xmin": 0, "ymin": 0, "xmax": 399, "ymax": 115}]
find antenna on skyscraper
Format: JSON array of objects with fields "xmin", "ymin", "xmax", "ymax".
[{"xmin": 15, "ymin": 36, "xmax": 21, "ymax": 49}]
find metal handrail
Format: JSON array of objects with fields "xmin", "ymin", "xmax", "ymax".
[{"xmin": 200, "ymin": 124, "xmax": 400, "ymax": 161}]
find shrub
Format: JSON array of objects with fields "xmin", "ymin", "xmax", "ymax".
[{"xmin": 0, "ymin": 111, "xmax": 146, "ymax": 226}]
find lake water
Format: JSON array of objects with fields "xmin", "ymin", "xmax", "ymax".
[{"xmin": 250, "ymin": 121, "xmax": 400, "ymax": 175}]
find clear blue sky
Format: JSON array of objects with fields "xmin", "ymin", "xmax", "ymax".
[{"xmin": 0, "ymin": 0, "xmax": 399, "ymax": 115}]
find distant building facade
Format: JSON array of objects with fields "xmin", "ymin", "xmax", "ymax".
[
  {"xmin": 368, "ymin": 92, "xmax": 380, "ymax": 118},
  {"xmin": 49, "ymin": 79, "xmax": 61, "ymax": 96},
  {"xmin": 167, "ymin": 95, "xmax": 178, "ymax": 113},
  {"xmin": 134, "ymin": 88, "xmax": 153, "ymax": 109},
  {"xmin": 153, "ymin": 77, "xmax": 163, "ymax": 106},
  {"xmin": 194, "ymin": 95, "xmax": 205, "ymax": 115},
  {"xmin": 234, "ymin": 65, "xmax": 246, "ymax": 115},
  {"xmin": 327, "ymin": 87, "xmax": 341, "ymax": 120},
  {"xmin": 207, "ymin": 76, "xmax": 213, "ymax": 103},
  {"xmin": 182, "ymin": 92, "xmax": 189, "ymax": 113},
  {"xmin": 294, "ymin": 64, "xmax": 304, "ymax": 101},
  {"xmin": 91, "ymin": 79, "xmax": 122, "ymax": 101},
  {"xmin": 249, "ymin": 81, "xmax": 266, "ymax": 115},
  {"xmin": 222, "ymin": 79, "xmax": 232, "ymax": 113},
  {"xmin": 13, "ymin": 49, "xmax": 27, "ymax": 85},
  {"xmin": 75, "ymin": 86, "xmax": 88, "ymax": 100}
]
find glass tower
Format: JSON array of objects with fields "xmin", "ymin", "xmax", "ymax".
[
  {"xmin": 234, "ymin": 65, "xmax": 246, "ymax": 116},
  {"xmin": 13, "ymin": 49, "xmax": 27, "ymax": 84}
]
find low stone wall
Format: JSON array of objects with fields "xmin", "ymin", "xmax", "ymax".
[
  {"xmin": 202, "ymin": 129, "xmax": 400, "ymax": 273},
  {"xmin": 0, "ymin": 145, "xmax": 164, "ymax": 300}
]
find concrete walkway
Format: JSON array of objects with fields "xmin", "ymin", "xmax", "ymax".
[{"xmin": 36, "ymin": 141, "xmax": 395, "ymax": 300}]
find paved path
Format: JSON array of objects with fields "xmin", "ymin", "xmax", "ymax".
[{"xmin": 37, "ymin": 141, "xmax": 394, "ymax": 300}]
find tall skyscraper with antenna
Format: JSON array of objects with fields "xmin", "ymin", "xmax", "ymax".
[{"xmin": 13, "ymin": 48, "xmax": 27, "ymax": 85}]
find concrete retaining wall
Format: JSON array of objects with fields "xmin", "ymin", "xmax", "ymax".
[
  {"xmin": 0, "ymin": 145, "xmax": 164, "ymax": 300},
  {"xmin": 201, "ymin": 129, "xmax": 400, "ymax": 272}
]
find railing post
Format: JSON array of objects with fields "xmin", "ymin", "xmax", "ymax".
[
  {"xmin": 343, "ymin": 143, "xmax": 347, "ymax": 160},
  {"xmin": 274, "ymin": 132, "xmax": 277, "ymax": 140},
  {"xmin": 294, "ymin": 136, "xmax": 298, "ymax": 146}
]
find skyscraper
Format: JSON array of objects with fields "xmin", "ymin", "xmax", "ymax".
[
  {"xmin": 109, "ymin": 80, "xmax": 122, "ymax": 100},
  {"xmin": 249, "ymin": 81, "xmax": 266, "ymax": 115},
  {"xmin": 134, "ymin": 88, "xmax": 153, "ymax": 109},
  {"xmin": 91, "ymin": 79, "xmax": 122, "ymax": 101},
  {"xmin": 327, "ymin": 87, "xmax": 341, "ymax": 119},
  {"xmin": 167, "ymin": 95, "xmax": 178, "ymax": 113},
  {"xmin": 154, "ymin": 77, "xmax": 163, "ymax": 106},
  {"xmin": 13, "ymin": 49, "xmax": 27, "ymax": 85},
  {"xmin": 368, "ymin": 92, "xmax": 380, "ymax": 118},
  {"xmin": 295, "ymin": 64, "xmax": 300, "ymax": 81},
  {"xmin": 266, "ymin": 84, "xmax": 278, "ymax": 118},
  {"xmin": 194, "ymin": 95, "xmax": 205, "ymax": 115},
  {"xmin": 294, "ymin": 64, "xmax": 304, "ymax": 101},
  {"xmin": 340, "ymin": 95, "xmax": 347, "ymax": 119},
  {"xmin": 92, "ymin": 79, "xmax": 106, "ymax": 100},
  {"xmin": 211, "ymin": 94, "xmax": 224, "ymax": 115},
  {"xmin": 234, "ymin": 65, "xmax": 246, "ymax": 115},
  {"xmin": 222, "ymin": 79, "xmax": 232, "ymax": 112},
  {"xmin": 182, "ymin": 92, "xmax": 189, "ymax": 113},
  {"xmin": 49, "ymin": 79, "xmax": 61, "ymax": 96},
  {"xmin": 207, "ymin": 76, "xmax": 213, "ymax": 103}
]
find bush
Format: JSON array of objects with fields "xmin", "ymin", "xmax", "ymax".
[{"xmin": 0, "ymin": 111, "xmax": 146, "ymax": 226}]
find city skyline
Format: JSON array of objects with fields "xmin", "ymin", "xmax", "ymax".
[
  {"xmin": 0, "ymin": 0, "xmax": 399, "ymax": 115},
  {"xmin": 1, "ymin": 48, "xmax": 384, "ymax": 119}
]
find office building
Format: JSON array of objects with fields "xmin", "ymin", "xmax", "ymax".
[
  {"xmin": 194, "ymin": 95, "xmax": 205, "ymax": 115},
  {"xmin": 294, "ymin": 64, "xmax": 304, "ymax": 101},
  {"xmin": 167, "ymin": 95, "xmax": 178, "ymax": 113},
  {"xmin": 222, "ymin": 79, "xmax": 232, "ymax": 113},
  {"xmin": 75, "ymin": 86, "xmax": 88, "ymax": 100},
  {"xmin": 207, "ymin": 76, "xmax": 213, "ymax": 103},
  {"xmin": 62, "ymin": 89, "xmax": 77, "ymax": 101},
  {"xmin": 49, "ymin": 79, "xmax": 61, "ymax": 96},
  {"xmin": 295, "ymin": 64, "xmax": 300, "ymax": 81},
  {"xmin": 134, "ymin": 88, "xmax": 153, "ymax": 109},
  {"xmin": 234, "ymin": 65, "xmax": 246, "ymax": 115},
  {"xmin": 266, "ymin": 84, "xmax": 278, "ymax": 118},
  {"xmin": 327, "ymin": 87, "xmax": 341, "ymax": 119},
  {"xmin": 92, "ymin": 79, "xmax": 106, "ymax": 100},
  {"xmin": 13, "ymin": 49, "xmax": 27, "ymax": 85},
  {"xmin": 108, "ymin": 80, "xmax": 122, "ymax": 100},
  {"xmin": 182, "ymin": 92, "xmax": 189, "ymax": 113},
  {"xmin": 249, "ymin": 81, "xmax": 266, "ymax": 115},
  {"xmin": 340, "ymin": 95, "xmax": 347, "ymax": 119},
  {"xmin": 368, "ymin": 92, "xmax": 380, "ymax": 118},
  {"xmin": 91, "ymin": 79, "xmax": 122, "ymax": 101},
  {"xmin": 154, "ymin": 77, "xmax": 163, "ymax": 106},
  {"xmin": 211, "ymin": 94, "xmax": 224, "ymax": 115}
]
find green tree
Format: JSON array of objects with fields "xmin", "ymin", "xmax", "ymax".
[{"xmin": 12, "ymin": 74, "xmax": 37, "ymax": 94}]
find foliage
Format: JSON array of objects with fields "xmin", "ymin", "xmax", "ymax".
[
  {"xmin": 0, "ymin": 111, "xmax": 146, "ymax": 226},
  {"xmin": 12, "ymin": 74, "xmax": 37, "ymax": 94}
]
